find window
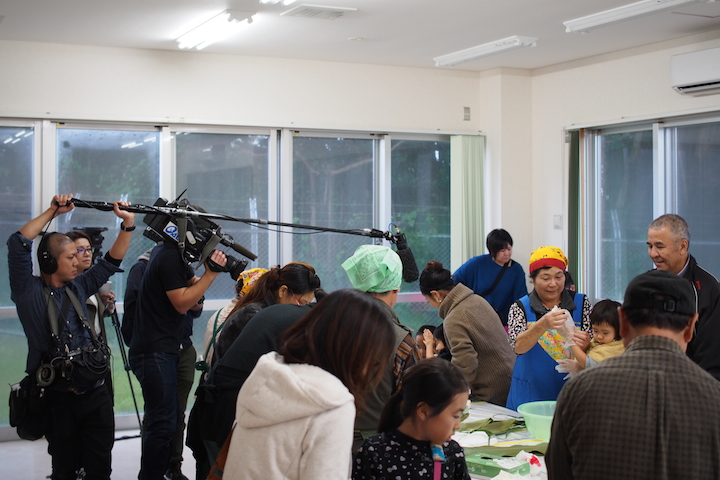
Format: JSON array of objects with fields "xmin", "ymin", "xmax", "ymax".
[
  {"xmin": 668, "ymin": 120, "xmax": 720, "ymax": 277},
  {"xmin": 0, "ymin": 123, "xmax": 452, "ymax": 428},
  {"xmin": 174, "ymin": 131, "xmax": 271, "ymax": 299},
  {"xmin": 586, "ymin": 128, "xmax": 654, "ymax": 301},
  {"xmin": 0, "ymin": 124, "xmax": 34, "ymax": 426},
  {"xmin": 583, "ymin": 116, "xmax": 720, "ymax": 302},
  {"xmin": 291, "ymin": 135, "xmax": 375, "ymax": 291},
  {"xmin": 391, "ymin": 138, "xmax": 451, "ymax": 330},
  {"xmin": 55, "ymin": 126, "xmax": 161, "ymax": 302},
  {"xmin": 0, "ymin": 125, "xmax": 34, "ymax": 306}
]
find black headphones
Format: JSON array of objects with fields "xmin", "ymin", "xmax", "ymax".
[{"xmin": 38, "ymin": 233, "xmax": 58, "ymax": 275}]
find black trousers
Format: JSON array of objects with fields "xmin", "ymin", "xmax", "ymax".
[{"xmin": 45, "ymin": 385, "xmax": 114, "ymax": 480}]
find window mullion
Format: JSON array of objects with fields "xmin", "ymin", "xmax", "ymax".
[{"xmin": 653, "ymin": 122, "xmax": 667, "ymax": 216}]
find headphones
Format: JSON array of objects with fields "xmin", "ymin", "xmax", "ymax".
[{"xmin": 38, "ymin": 233, "xmax": 58, "ymax": 275}]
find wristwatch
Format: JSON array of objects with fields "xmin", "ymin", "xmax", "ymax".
[{"xmin": 120, "ymin": 223, "xmax": 136, "ymax": 232}]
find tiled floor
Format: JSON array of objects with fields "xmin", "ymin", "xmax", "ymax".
[{"xmin": 0, "ymin": 429, "xmax": 196, "ymax": 479}]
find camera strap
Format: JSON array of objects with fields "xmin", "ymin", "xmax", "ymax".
[{"xmin": 43, "ymin": 286, "xmax": 99, "ymax": 345}]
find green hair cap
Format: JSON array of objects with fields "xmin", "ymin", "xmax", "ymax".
[{"xmin": 342, "ymin": 244, "xmax": 402, "ymax": 293}]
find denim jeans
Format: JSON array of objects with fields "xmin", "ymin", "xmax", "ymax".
[
  {"xmin": 130, "ymin": 351, "xmax": 180, "ymax": 480},
  {"xmin": 170, "ymin": 344, "xmax": 196, "ymax": 466}
]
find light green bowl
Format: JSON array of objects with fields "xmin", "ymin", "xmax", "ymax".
[{"xmin": 517, "ymin": 400, "xmax": 556, "ymax": 441}]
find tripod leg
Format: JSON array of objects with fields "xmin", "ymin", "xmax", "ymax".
[{"xmin": 109, "ymin": 311, "xmax": 143, "ymax": 440}]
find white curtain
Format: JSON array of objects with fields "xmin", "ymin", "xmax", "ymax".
[{"xmin": 450, "ymin": 135, "xmax": 485, "ymax": 271}]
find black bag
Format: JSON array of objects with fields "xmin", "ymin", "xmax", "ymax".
[
  {"xmin": 9, "ymin": 375, "xmax": 49, "ymax": 441},
  {"xmin": 67, "ymin": 341, "xmax": 110, "ymax": 389}
]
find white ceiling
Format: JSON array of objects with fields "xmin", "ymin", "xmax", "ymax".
[{"xmin": 1, "ymin": 0, "xmax": 720, "ymax": 71}]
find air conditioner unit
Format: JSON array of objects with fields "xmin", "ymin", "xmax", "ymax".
[{"xmin": 671, "ymin": 46, "xmax": 720, "ymax": 96}]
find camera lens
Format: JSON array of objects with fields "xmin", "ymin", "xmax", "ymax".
[{"xmin": 225, "ymin": 255, "xmax": 249, "ymax": 280}]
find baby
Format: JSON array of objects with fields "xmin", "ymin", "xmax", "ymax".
[
  {"xmin": 422, "ymin": 323, "xmax": 451, "ymax": 360},
  {"xmin": 571, "ymin": 299, "xmax": 625, "ymax": 368}
]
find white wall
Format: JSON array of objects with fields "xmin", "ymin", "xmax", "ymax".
[
  {"xmin": 477, "ymin": 68, "xmax": 534, "ymax": 275},
  {"xmin": 0, "ymin": 40, "xmax": 482, "ymax": 133}
]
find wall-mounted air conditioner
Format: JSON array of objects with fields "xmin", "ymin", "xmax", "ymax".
[{"xmin": 670, "ymin": 46, "xmax": 720, "ymax": 96}]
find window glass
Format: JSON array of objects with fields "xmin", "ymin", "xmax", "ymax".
[
  {"xmin": 175, "ymin": 132, "xmax": 270, "ymax": 300},
  {"xmin": 0, "ymin": 126, "xmax": 34, "ymax": 306},
  {"xmin": 55, "ymin": 127, "xmax": 161, "ymax": 302},
  {"xmin": 594, "ymin": 130, "xmax": 654, "ymax": 301},
  {"xmin": 672, "ymin": 121, "xmax": 720, "ymax": 278},
  {"xmin": 0, "ymin": 126, "xmax": 34, "ymax": 425},
  {"xmin": 391, "ymin": 139, "xmax": 451, "ymax": 331},
  {"xmin": 292, "ymin": 136, "xmax": 374, "ymax": 291}
]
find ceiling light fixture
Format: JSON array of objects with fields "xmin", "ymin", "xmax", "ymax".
[
  {"xmin": 260, "ymin": 0, "xmax": 297, "ymax": 5},
  {"xmin": 176, "ymin": 10, "xmax": 255, "ymax": 50},
  {"xmin": 564, "ymin": 0, "xmax": 715, "ymax": 33},
  {"xmin": 433, "ymin": 35, "xmax": 538, "ymax": 67}
]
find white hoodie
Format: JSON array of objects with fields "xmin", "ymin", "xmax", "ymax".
[{"xmin": 223, "ymin": 352, "xmax": 356, "ymax": 480}]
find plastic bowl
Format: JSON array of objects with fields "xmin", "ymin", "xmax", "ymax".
[{"xmin": 517, "ymin": 401, "xmax": 556, "ymax": 441}]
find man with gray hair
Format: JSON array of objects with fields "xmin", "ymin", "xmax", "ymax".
[
  {"xmin": 342, "ymin": 244, "xmax": 421, "ymax": 450},
  {"xmin": 647, "ymin": 213, "xmax": 720, "ymax": 380}
]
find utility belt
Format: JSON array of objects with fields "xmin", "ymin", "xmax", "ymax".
[{"xmin": 37, "ymin": 341, "xmax": 111, "ymax": 392}]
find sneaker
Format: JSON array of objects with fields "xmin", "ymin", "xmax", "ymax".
[{"xmin": 164, "ymin": 462, "xmax": 189, "ymax": 480}]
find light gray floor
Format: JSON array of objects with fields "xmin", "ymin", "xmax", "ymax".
[{"xmin": 0, "ymin": 429, "xmax": 196, "ymax": 479}]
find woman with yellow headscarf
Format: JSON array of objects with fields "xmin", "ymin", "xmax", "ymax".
[{"xmin": 506, "ymin": 246, "xmax": 592, "ymax": 410}]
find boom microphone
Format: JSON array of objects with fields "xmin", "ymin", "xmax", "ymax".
[
  {"xmin": 391, "ymin": 225, "xmax": 420, "ymax": 283},
  {"xmin": 219, "ymin": 234, "xmax": 258, "ymax": 261}
]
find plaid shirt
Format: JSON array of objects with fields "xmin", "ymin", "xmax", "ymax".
[
  {"xmin": 547, "ymin": 335, "xmax": 720, "ymax": 480},
  {"xmin": 393, "ymin": 333, "xmax": 421, "ymax": 392}
]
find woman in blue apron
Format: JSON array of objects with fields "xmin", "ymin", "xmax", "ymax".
[{"xmin": 506, "ymin": 246, "xmax": 592, "ymax": 411}]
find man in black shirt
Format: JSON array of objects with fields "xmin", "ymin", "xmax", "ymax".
[{"xmin": 129, "ymin": 241, "xmax": 226, "ymax": 480}]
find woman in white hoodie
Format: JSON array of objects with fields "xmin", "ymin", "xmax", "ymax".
[{"xmin": 221, "ymin": 288, "xmax": 397, "ymax": 480}]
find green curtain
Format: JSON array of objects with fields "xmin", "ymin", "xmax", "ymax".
[
  {"xmin": 450, "ymin": 135, "xmax": 485, "ymax": 271},
  {"xmin": 567, "ymin": 130, "xmax": 581, "ymax": 293}
]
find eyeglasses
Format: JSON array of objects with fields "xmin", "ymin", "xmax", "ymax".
[
  {"xmin": 288, "ymin": 288, "xmax": 311, "ymax": 306},
  {"xmin": 77, "ymin": 247, "xmax": 94, "ymax": 255}
]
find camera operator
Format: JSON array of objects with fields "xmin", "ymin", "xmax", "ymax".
[
  {"xmin": 7, "ymin": 193, "xmax": 135, "ymax": 480},
  {"xmin": 128, "ymin": 236, "xmax": 226, "ymax": 480}
]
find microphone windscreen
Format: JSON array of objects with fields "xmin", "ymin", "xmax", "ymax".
[{"xmin": 396, "ymin": 247, "xmax": 420, "ymax": 283}]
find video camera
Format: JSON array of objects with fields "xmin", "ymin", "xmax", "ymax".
[{"xmin": 142, "ymin": 197, "xmax": 252, "ymax": 279}]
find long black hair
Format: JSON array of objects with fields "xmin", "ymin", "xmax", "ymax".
[{"xmin": 378, "ymin": 358, "xmax": 468, "ymax": 433}]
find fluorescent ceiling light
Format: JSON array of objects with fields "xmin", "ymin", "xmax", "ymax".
[
  {"xmin": 564, "ymin": 0, "xmax": 715, "ymax": 33},
  {"xmin": 176, "ymin": 10, "xmax": 255, "ymax": 50},
  {"xmin": 434, "ymin": 35, "xmax": 538, "ymax": 67}
]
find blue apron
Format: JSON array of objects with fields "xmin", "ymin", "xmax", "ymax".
[{"xmin": 505, "ymin": 293, "xmax": 584, "ymax": 411}]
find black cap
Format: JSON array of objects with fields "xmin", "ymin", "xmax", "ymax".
[{"xmin": 622, "ymin": 270, "xmax": 697, "ymax": 316}]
